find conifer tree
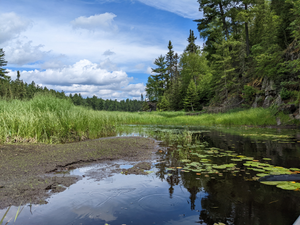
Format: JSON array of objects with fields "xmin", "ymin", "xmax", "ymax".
[
  {"xmin": 184, "ymin": 80, "xmax": 198, "ymax": 111},
  {"xmin": 185, "ymin": 30, "xmax": 198, "ymax": 53},
  {"xmin": 146, "ymin": 55, "xmax": 167, "ymax": 101},
  {"xmin": 166, "ymin": 41, "xmax": 175, "ymax": 87},
  {"xmin": 0, "ymin": 49, "xmax": 9, "ymax": 80}
]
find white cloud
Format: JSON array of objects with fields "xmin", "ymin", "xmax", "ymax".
[
  {"xmin": 4, "ymin": 40, "xmax": 48, "ymax": 66},
  {"xmin": 71, "ymin": 13, "xmax": 118, "ymax": 31},
  {"xmin": 146, "ymin": 66, "xmax": 152, "ymax": 74},
  {"xmin": 99, "ymin": 58, "xmax": 119, "ymax": 71},
  {"xmin": 0, "ymin": 12, "xmax": 31, "ymax": 44},
  {"xmin": 136, "ymin": 0, "xmax": 201, "ymax": 19},
  {"xmin": 6, "ymin": 59, "xmax": 145, "ymax": 99},
  {"xmin": 135, "ymin": 63, "xmax": 145, "ymax": 70}
]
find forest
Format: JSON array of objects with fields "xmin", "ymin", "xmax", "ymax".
[
  {"xmin": 0, "ymin": 59, "xmax": 143, "ymax": 112},
  {"xmin": 0, "ymin": 0, "xmax": 299, "ymax": 113},
  {"xmin": 146, "ymin": 0, "xmax": 300, "ymax": 112}
]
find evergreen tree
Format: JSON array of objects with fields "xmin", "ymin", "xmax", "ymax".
[
  {"xmin": 166, "ymin": 40, "xmax": 175, "ymax": 87},
  {"xmin": 184, "ymin": 80, "xmax": 198, "ymax": 111},
  {"xmin": 0, "ymin": 49, "xmax": 9, "ymax": 80},
  {"xmin": 146, "ymin": 55, "xmax": 167, "ymax": 101},
  {"xmin": 157, "ymin": 95, "xmax": 171, "ymax": 111},
  {"xmin": 185, "ymin": 30, "xmax": 198, "ymax": 53}
]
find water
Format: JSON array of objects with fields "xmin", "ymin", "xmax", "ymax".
[{"xmin": 1, "ymin": 126, "xmax": 300, "ymax": 225}]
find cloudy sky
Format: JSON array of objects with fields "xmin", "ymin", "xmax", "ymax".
[{"xmin": 0, "ymin": 0, "xmax": 203, "ymax": 100}]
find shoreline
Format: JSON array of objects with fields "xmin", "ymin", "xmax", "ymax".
[{"xmin": 0, "ymin": 136, "xmax": 158, "ymax": 209}]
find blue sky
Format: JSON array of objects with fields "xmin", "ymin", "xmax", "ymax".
[{"xmin": 0, "ymin": 0, "xmax": 203, "ymax": 99}]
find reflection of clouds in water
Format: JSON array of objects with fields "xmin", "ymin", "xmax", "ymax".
[
  {"xmin": 71, "ymin": 193, "xmax": 117, "ymax": 222},
  {"xmin": 71, "ymin": 188, "xmax": 137, "ymax": 222},
  {"xmin": 164, "ymin": 215, "xmax": 201, "ymax": 225}
]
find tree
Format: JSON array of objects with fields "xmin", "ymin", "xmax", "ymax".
[
  {"xmin": 185, "ymin": 30, "xmax": 198, "ymax": 53},
  {"xmin": 157, "ymin": 95, "xmax": 171, "ymax": 111},
  {"xmin": 184, "ymin": 80, "xmax": 198, "ymax": 111},
  {"xmin": 146, "ymin": 55, "xmax": 167, "ymax": 101},
  {"xmin": 0, "ymin": 49, "xmax": 9, "ymax": 80},
  {"xmin": 166, "ymin": 41, "xmax": 175, "ymax": 87},
  {"xmin": 195, "ymin": 0, "xmax": 232, "ymax": 41}
]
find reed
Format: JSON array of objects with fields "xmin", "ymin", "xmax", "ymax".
[{"xmin": 0, "ymin": 94, "xmax": 291, "ymax": 143}]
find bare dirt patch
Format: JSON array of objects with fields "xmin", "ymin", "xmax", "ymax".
[{"xmin": 0, "ymin": 137, "xmax": 158, "ymax": 209}]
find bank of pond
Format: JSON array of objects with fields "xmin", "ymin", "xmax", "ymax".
[
  {"xmin": 0, "ymin": 125, "xmax": 300, "ymax": 225},
  {"xmin": 0, "ymin": 94, "xmax": 298, "ymax": 144}
]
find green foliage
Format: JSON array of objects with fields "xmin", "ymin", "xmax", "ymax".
[
  {"xmin": 146, "ymin": 55, "xmax": 167, "ymax": 101},
  {"xmin": 185, "ymin": 30, "xmax": 198, "ymax": 53},
  {"xmin": 242, "ymin": 85, "xmax": 257, "ymax": 103},
  {"xmin": 280, "ymin": 87, "xmax": 294, "ymax": 100},
  {"xmin": 157, "ymin": 95, "xmax": 170, "ymax": 111},
  {"xmin": 184, "ymin": 80, "xmax": 198, "ymax": 111},
  {"xmin": 280, "ymin": 81, "xmax": 300, "ymax": 90},
  {"xmin": 0, "ymin": 49, "xmax": 9, "ymax": 80},
  {"xmin": 142, "ymin": 101, "xmax": 150, "ymax": 111}
]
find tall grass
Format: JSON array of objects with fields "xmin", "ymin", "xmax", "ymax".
[
  {"xmin": 0, "ymin": 94, "xmax": 287, "ymax": 143},
  {"xmin": 0, "ymin": 94, "xmax": 123, "ymax": 143}
]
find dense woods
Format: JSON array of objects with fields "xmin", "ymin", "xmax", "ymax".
[
  {"xmin": 0, "ymin": 0, "xmax": 299, "ymax": 113},
  {"xmin": 146, "ymin": 0, "xmax": 300, "ymax": 111},
  {"xmin": 0, "ymin": 48, "xmax": 143, "ymax": 112}
]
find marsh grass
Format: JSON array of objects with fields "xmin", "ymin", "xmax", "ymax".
[{"xmin": 0, "ymin": 94, "xmax": 293, "ymax": 143}]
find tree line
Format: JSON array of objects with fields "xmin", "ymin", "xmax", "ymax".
[
  {"xmin": 146, "ymin": 0, "xmax": 300, "ymax": 111},
  {"xmin": 0, "ymin": 49, "xmax": 143, "ymax": 112}
]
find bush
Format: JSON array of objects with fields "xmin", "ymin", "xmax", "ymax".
[
  {"xmin": 280, "ymin": 87, "xmax": 293, "ymax": 100},
  {"xmin": 242, "ymin": 85, "xmax": 257, "ymax": 103}
]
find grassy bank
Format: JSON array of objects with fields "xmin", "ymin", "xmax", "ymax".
[{"xmin": 0, "ymin": 94, "xmax": 295, "ymax": 143}]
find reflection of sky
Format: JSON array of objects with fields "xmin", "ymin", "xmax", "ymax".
[{"xmin": 0, "ymin": 164, "xmax": 206, "ymax": 225}]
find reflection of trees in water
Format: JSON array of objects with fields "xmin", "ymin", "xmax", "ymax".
[
  {"xmin": 203, "ymin": 130, "xmax": 300, "ymax": 169},
  {"xmin": 154, "ymin": 135, "xmax": 300, "ymax": 225},
  {"xmin": 198, "ymin": 176, "xmax": 300, "ymax": 225}
]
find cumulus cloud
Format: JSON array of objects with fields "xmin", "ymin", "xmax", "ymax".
[
  {"xmin": 0, "ymin": 12, "xmax": 31, "ymax": 44},
  {"xmin": 4, "ymin": 40, "xmax": 48, "ymax": 66},
  {"xmin": 6, "ymin": 59, "xmax": 145, "ymax": 99},
  {"xmin": 136, "ymin": 0, "xmax": 201, "ymax": 19},
  {"xmin": 71, "ymin": 13, "xmax": 118, "ymax": 31}
]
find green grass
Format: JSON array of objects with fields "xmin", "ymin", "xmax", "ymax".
[{"xmin": 0, "ymin": 94, "xmax": 294, "ymax": 143}]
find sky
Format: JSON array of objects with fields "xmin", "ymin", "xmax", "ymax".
[{"xmin": 0, "ymin": 0, "xmax": 203, "ymax": 100}]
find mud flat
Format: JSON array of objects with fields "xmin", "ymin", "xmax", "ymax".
[{"xmin": 0, "ymin": 137, "xmax": 158, "ymax": 209}]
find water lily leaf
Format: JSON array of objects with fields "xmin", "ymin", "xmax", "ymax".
[
  {"xmin": 180, "ymin": 159, "xmax": 191, "ymax": 163},
  {"xmin": 263, "ymin": 158, "xmax": 272, "ymax": 161},
  {"xmin": 231, "ymin": 158, "xmax": 243, "ymax": 161},
  {"xmin": 256, "ymin": 173, "xmax": 269, "ymax": 177},
  {"xmin": 276, "ymin": 184, "xmax": 297, "ymax": 190},
  {"xmin": 290, "ymin": 168, "xmax": 300, "ymax": 171}
]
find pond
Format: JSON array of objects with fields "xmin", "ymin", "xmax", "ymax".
[{"xmin": 1, "ymin": 125, "xmax": 300, "ymax": 225}]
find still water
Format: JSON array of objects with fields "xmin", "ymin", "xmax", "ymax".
[{"xmin": 1, "ymin": 126, "xmax": 300, "ymax": 225}]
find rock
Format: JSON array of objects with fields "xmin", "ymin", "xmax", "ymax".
[
  {"xmin": 289, "ymin": 114, "xmax": 294, "ymax": 119},
  {"xmin": 274, "ymin": 95, "xmax": 282, "ymax": 106},
  {"xmin": 295, "ymin": 114, "xmax": 300, "ymax": 120},
  {"xmin": 276, "ymin": 117, "xmax": 281, "ymax": 126},
  {"xmin": 262, "ymin": 78, "xmax": 276, "ymax": 96},
  {"xmin": 263, "ymin": 96, "xmax": 273, "ymax": 108},
  {"xmin": 252, "ymin": 95, "xmax": 263, "ymax": 108},
  {"xmin": 279, "ymin": 104, "xmax": 297, "ymax": 114}
]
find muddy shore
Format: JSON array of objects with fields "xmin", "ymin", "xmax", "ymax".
[{"xmin": 0, "ymin": 137, "xmax": 158, "ymax": 209}]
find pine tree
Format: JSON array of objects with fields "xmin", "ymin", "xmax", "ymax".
[
  {"xmin": 185, "ymin": 30, "xmax": 198, "ymax": 53},
  {"xmin": 184, "ymin": 80, "xmax": 198, "ymax": 111},
  {"xmin": 166, "ymin": 40, "xmax": 175, "ymax": 88},
  {"xmin": 0, "ymin": 49, "xmax": 9, "ymax": 80},
  {"xmin": 146, "ymin": 55, "xmax": 167, "ymax": 101}
]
